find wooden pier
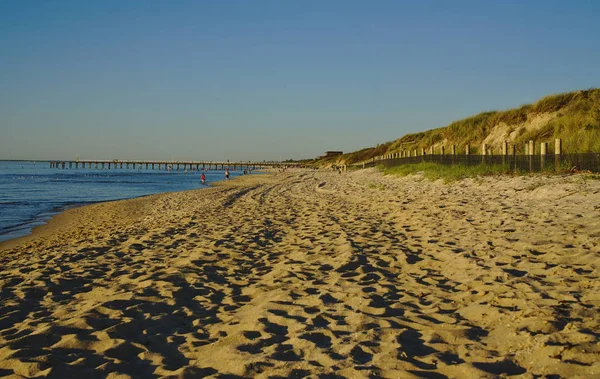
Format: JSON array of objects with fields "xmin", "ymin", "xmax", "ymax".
[{"xmin": 47, "ymin": 160, "xmax": 295, "ymax": 171}]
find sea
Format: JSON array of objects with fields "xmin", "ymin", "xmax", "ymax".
[{"xmin": 0, "ymin": 160, "xmax": 245, "ymax": 243}]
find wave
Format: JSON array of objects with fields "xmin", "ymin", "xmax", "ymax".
[{"xmin": 0, "ymin": 201, "xmax": 33, "ymax": 206}]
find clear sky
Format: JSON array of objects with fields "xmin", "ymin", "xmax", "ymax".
[{"xmin": 1, "ymin": 1, "xmax": 599, "ymax": 161}]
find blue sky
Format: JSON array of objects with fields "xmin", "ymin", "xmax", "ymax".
[{"xmin": 1, "ymin": 1, "xmax": 599, "ymax": 161}]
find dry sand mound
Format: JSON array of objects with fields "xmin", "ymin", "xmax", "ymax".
[{"xmin": 0, "ymin": 169, "xmax": 599, "ymax": 378}]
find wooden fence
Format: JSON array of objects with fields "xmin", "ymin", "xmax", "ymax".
[{"xmin": 355, "ymin": 139, "xmax": 600, "ymax": 173}]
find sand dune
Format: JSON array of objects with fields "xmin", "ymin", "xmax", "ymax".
[{"xmin": 1, "ymin": 169, "xmax": 599, "ymax": 378}]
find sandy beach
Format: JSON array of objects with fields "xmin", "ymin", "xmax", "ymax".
[{"xmin": 0, "ymin": 169, "xmax": 599, "ymax": 378}]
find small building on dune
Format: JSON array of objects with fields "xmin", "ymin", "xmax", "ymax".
[{"xmin": 319, "ymin": 151, "xmax": 343, "ymax": 159}]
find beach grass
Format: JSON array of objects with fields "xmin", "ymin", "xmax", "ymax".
[
  {"xmin": 390, "ymin": 88, "xmax": 600, "ymax": 154},
  {"xmin": 380, "ymin": 161, "xmax": 577, "ymax": 182},
  {"xmin": 323, "ymin": 88, "xmax": 600, "ymax": 166},
  {"xmin": 380, "ymin": 162, "xmax": 514, "ymax": 182}
]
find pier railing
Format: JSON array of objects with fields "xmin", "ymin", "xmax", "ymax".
[{"xmin": 47, "ymin": 160, "xmax": 296, "ymax": 171}]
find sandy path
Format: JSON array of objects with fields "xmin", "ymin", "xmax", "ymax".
[{"xmin": 0, "ymin": 169, "xmax": 599, "ymax": 378}]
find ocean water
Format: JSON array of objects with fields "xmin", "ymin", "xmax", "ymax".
[{"xmin": 0, "ymin": 161, "xmax": 245, "ymax": 243}]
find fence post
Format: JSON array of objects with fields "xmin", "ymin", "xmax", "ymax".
[
  {"xmin": 465, "ymin": 144, "xmax": 471, "ymax": 166},
  {"xmin": 430, "ymin": 146, "xmax": 434, "ymax": 155},
  {"xmin": 512, "ymin": 143, "xmax": 517, "ymax": 172},
  {"xmin": 528, "ymin": 140, "xmax": 534, "ymax": 156},
  {"xmin": 555, "ymin": 138, "xmax": 562, "ymax": 171},
  {"xmin": 529, "ymin": 140, "xmax": 534, "ymax": 173},
  {"xmin": 441, "ymin": 146, "xmax": 445, "ymax": 155},
  {"xmin": 482, "ymin": 143, "xmax": 487, "ymax": 164},
  {"xmin": 502, "ymin": 141, "xmax": 508, "ymax": 155},
  {"xmin": 451, "ymin": 145, "xmax": 456, "ymax": 155},
  {"xmin": 540, "ymin": 142, "xmax": 547, "ymax": 170}
]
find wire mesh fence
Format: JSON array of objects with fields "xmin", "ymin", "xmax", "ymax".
[{"xmin": 359, "ymin": 153, "xmax": 600, "ymax": 173}]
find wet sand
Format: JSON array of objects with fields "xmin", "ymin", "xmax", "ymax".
[{"xmin": 0, "ymin": 169, "xmax": 599, "ymax": 378}]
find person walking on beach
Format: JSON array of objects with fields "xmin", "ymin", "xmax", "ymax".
[
  {"xmin": 225, "ymin": 169, "xmax": 230, "ymax": 180},
  {"xmin": 201, "ymin": 172, "xmax": 206, "ymax": 184}
]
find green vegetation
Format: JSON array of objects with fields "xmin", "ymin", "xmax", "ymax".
[
  {"xmin": 381, "ymin": 160, "xmax": 575, "ymax": 183},
  {"xmin": 580, "ymin": 174, "xmax": 600, "ymax": 181},
  {"xmin": 367, "ymin": 182, "xmax": 386, "ymax": 191},
  {"xmin": 342, "ymin": 142, "xmax": 393, "ymax": 164},
  {"xmin": 316, "ymin": 88, "xmax": 600, "ymax": 166},
  {"xmin": 381, "ymin": 162, "xmax": 516, "ymax": 182}
]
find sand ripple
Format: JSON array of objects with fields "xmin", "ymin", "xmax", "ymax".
[{"xmin": 1, "ymin": 170, "xmax": 599, "ymax": 378}]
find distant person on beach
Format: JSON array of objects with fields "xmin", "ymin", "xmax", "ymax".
[
  {"xmin": 201, "ymin": 173, "xmax": 206, "ymax": 184},
  {"xmin": 225, "ymin": 169, "xmax": 230, "ymax": 180}
]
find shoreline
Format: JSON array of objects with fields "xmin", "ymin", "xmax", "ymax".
[
  {"xmin": 1, "ymin": 169, "xmax": 599, "ymax": 377},
  {"xmin": 0, "ymin": 199, "xmax": 126, "ymax": 246},
  {"xmin": 0, "ymin": 171, "xmax": 260, "ymax": 250}
]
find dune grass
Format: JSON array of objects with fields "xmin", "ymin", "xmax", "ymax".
[
  {"xmin": 380, "ymin": 160, "xmax": 576, "ymax": 183},
  {"xmin": 390, "ymin": 89, "xmax": 600, "ymax": 155},
  {"xmin": 319, "ymin": 88, "xmax": 600, "ymax": 166},
  {"xmin": 381, "ymin": 162, "xmax": 516, "ymax": 182}
]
